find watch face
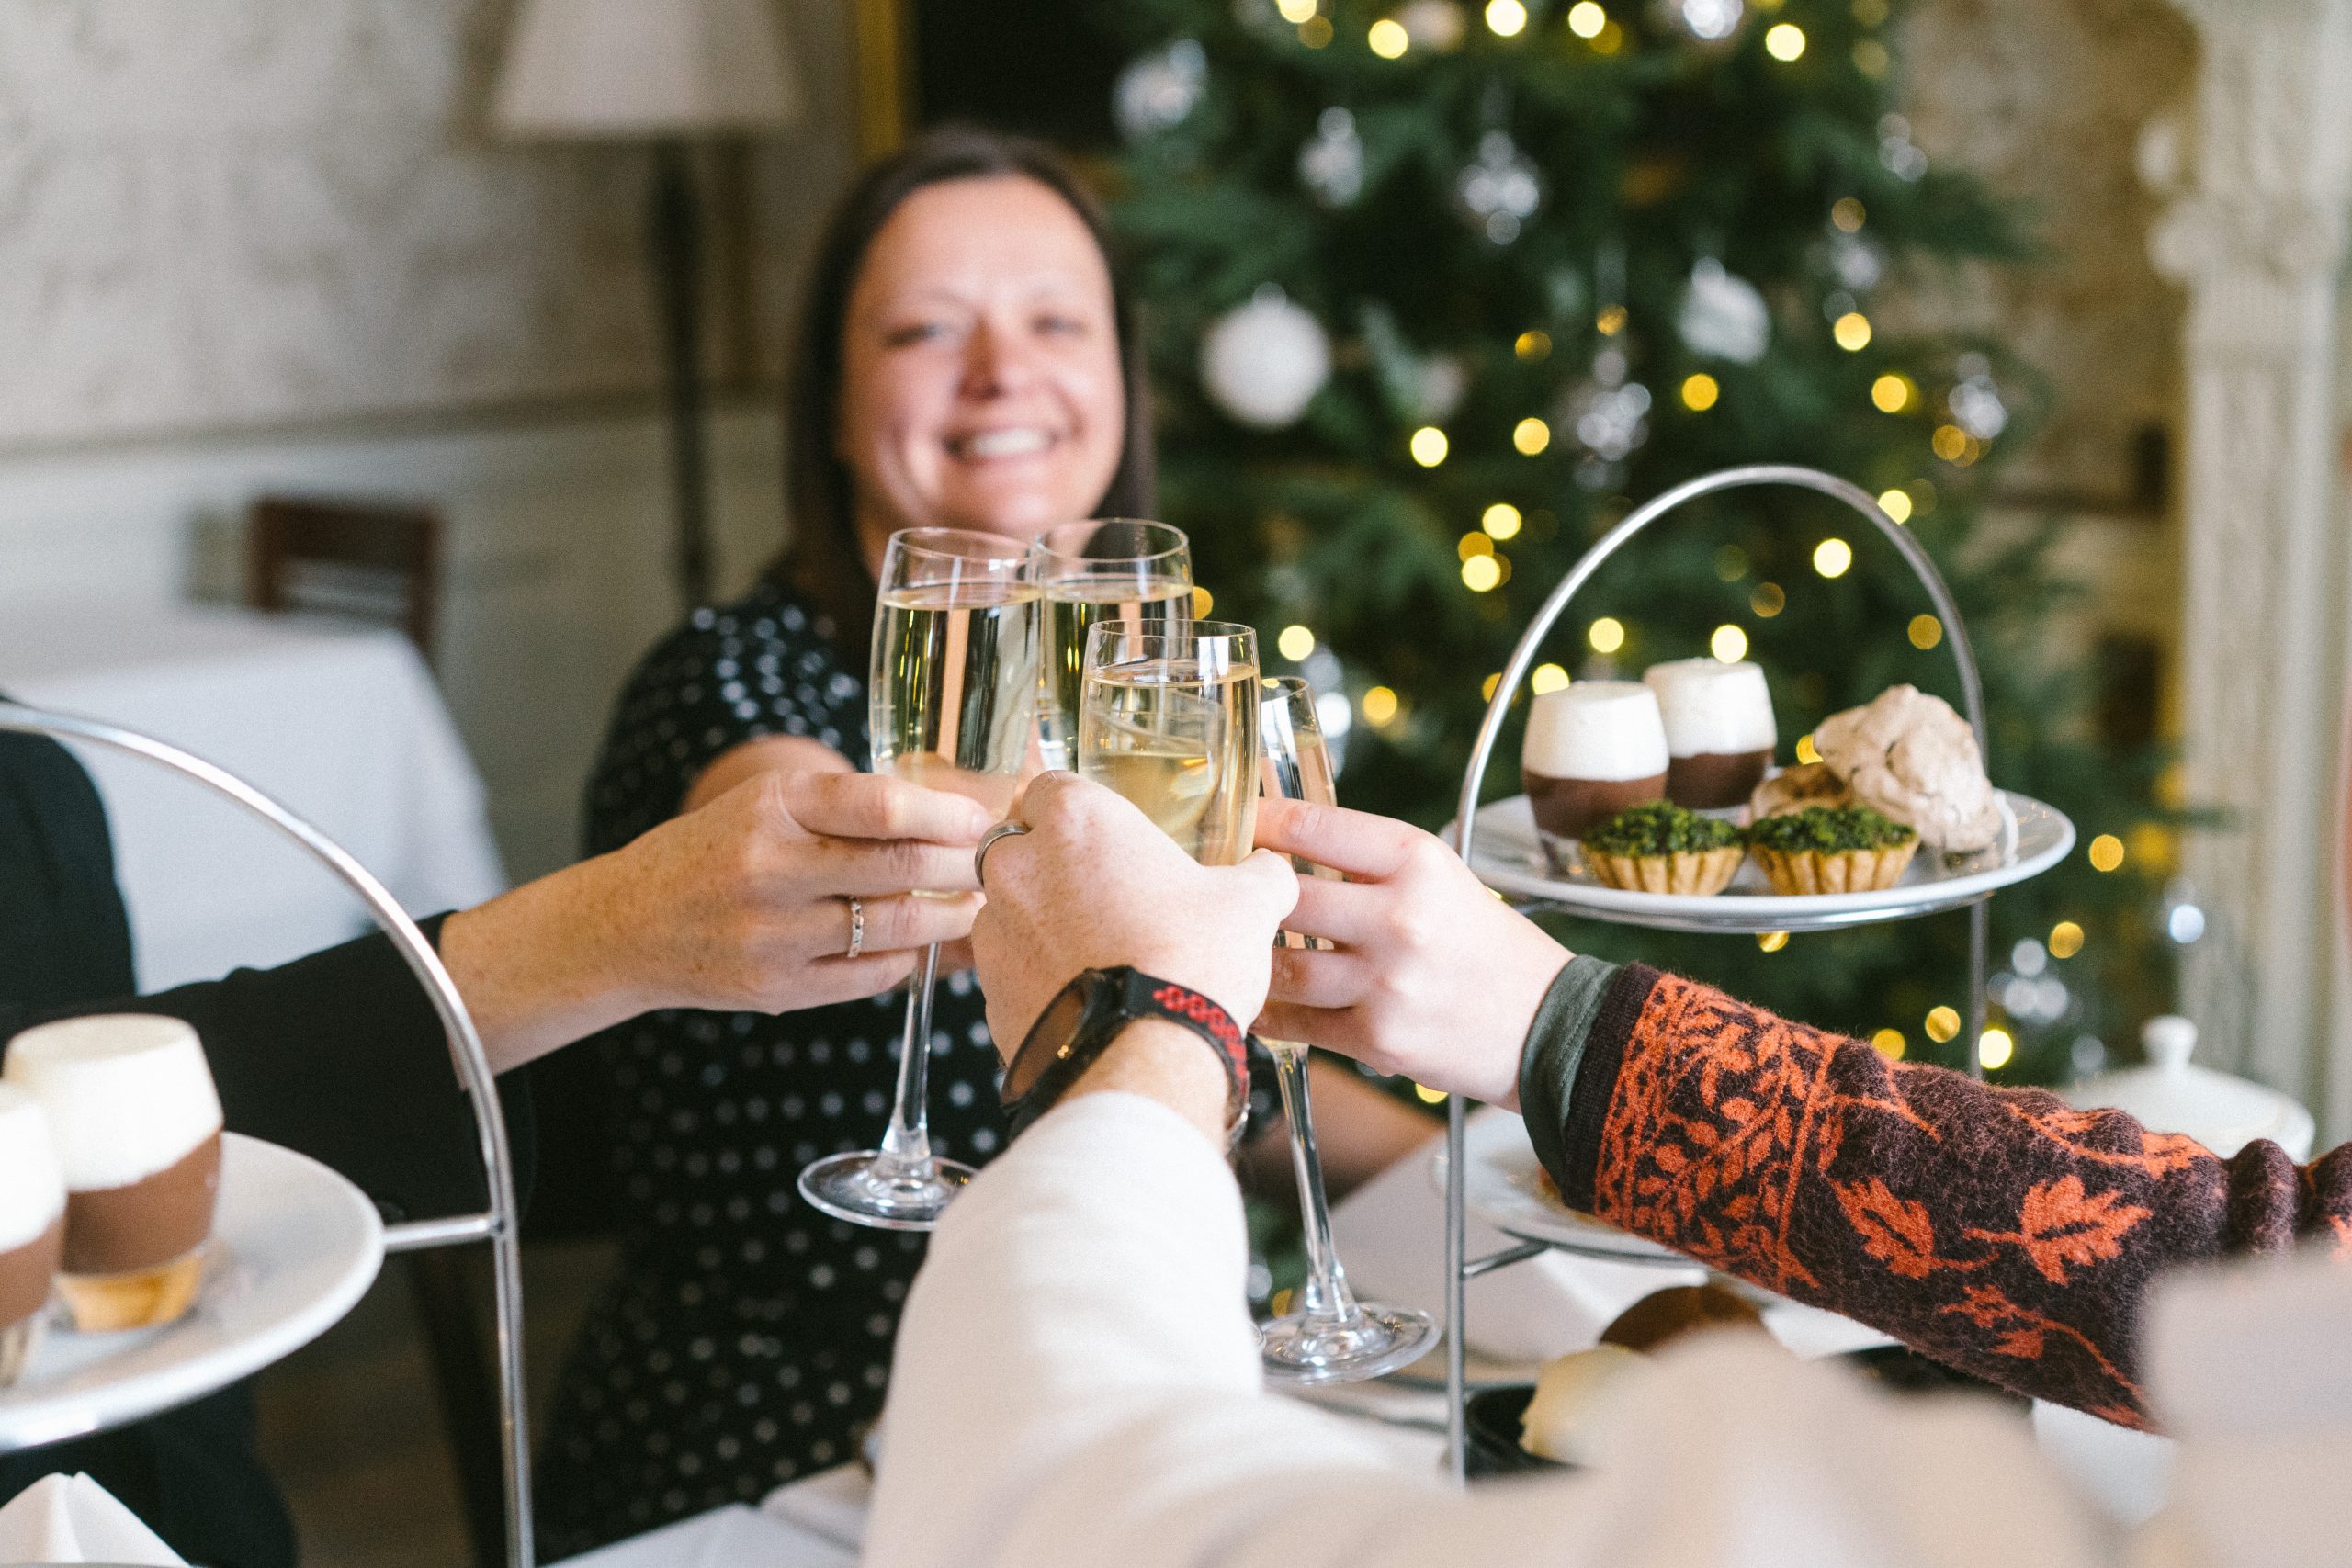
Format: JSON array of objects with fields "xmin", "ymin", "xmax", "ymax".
[{"xmin": 1003, "ymin": 974, "xmax": 1102, "ymax": 1102}]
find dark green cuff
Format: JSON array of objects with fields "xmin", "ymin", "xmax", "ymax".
[{"xmin": 1518, "ymin": 954, "xmax": 1622, "ymax": 1187}]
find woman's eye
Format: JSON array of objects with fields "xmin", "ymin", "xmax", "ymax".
[
  {"xmin": 1035, "ymin": 314, "xmax": 1090, "ymax": 338},
  {"xmin": 883, "ymin": 321, "xmax": 951, "ymax": 348}
]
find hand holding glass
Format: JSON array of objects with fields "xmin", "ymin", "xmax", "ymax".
[
  {"xmin": 1254, "ymin": 677, "xmax": 1439, "ymax": 1383},
  {"xmin": 799, "ymin": 528, "xmax": 1041, "ymax": 1231}
]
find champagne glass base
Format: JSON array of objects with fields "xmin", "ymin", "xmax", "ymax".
[
  {"xmin": 797, "ymin": 1150, "xmax": 977, "ymax": 1233},
  {"xmin": 1258, "ymin": 1303, "xmax": 1439, "ymax": 1386}
]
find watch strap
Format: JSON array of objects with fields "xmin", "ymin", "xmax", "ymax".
[{"xmin": 1001, "ymin": 967, "xmax": 1250, "ymax": 1145}]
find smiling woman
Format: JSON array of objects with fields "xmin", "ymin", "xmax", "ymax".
[
  {"xmin": 528, "ymin": 128, "xmax": 1164, "ymax": 1556},
  {"xmin": 777, "ymin": 128, "xmax": 1159, "ymax": 649}
]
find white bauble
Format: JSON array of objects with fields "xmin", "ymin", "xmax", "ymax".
[
  {"xmin": 1397, "ymin": 0, "xmax": 1469, "ymax": 51},
  {"xmin": 1670, "ymin": 0, "xmax": 1745, "ymax": 39},
  {"xmin": 1677, "ymin": 258, "xmax": 1770, "ymax": 364},
  {"xmin": 1200, "ymin": 286, "xmax": 1332, "ymax": 429}
]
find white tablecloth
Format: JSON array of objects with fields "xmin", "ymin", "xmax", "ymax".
[{"xmin": 0, "ymin": 598, "xmax": 504, "ymax": 990}]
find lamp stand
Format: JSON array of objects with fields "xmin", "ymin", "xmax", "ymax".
[{"xmin": 648, "ymin": 141, "xmax": 714, "ymax": 609}]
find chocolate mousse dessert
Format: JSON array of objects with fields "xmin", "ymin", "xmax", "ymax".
[
  {"xmin": 5, "ymin": 1015, "xmax": 223, "ymax": 1333},
  {"xmin": 0, "ymin": 1086, "xmax": 65, "ymax": 1382},
  {"xmin": 1521, "ymin": 682, "xmax": 1670, "ymax": 862},
  {"xmin": 1643, "ymin": 659, "xmax": 1778, "ymax": 810}
]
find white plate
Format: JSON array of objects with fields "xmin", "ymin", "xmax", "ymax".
[
  {"xmin": 0, "ymin": 1134, "xmax": 384, "ymax": 1451},
  {"xmin": 1430, "ymin": 1112, "xmax": 1688, "ymax": 1265},
  {"xmin": 1463, "ymin": 790, "xmax": 2075, "ymax": 932}
]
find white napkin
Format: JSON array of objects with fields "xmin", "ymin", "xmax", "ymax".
[
  {"xmin": 762, "ymin": 1465, "xmax": 870, "ymax": 1551},
  {"xmin": 550, "ymin": 1504, "xmax": 851, "ymax": 1567},
  {"xmin": 0, "ymin": 1473, "xmax": 185, "ymax": 1565}
]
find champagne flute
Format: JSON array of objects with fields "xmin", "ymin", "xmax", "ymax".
[
  {"xmin": 798, "ymin": 528, "xmax": 1041, "ymax": 1231},
  {"xmin": 1076, "ymin": 620, "xmax": 1260, "ymax": 867},
  {"xmin": 1255, "ymin": 676, "xmax": 1439, "ymax": 1384},
  {"xmin": 1032, "ymin": 520, "xmax": 1193, "ymax": 772}
]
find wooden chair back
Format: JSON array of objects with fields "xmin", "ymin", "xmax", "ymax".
[{"xmin": 247, "ymin": 497, "xmax": 442, "ymax": 663}]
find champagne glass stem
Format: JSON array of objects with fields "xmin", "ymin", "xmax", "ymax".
[
  {"xmin": 876, "ymin": 942, "xmax": 942, "ymax": 1173},
  {"xmin": 1270, "ymin": 1041, "xmax": 1362, "ymax": 1325}
]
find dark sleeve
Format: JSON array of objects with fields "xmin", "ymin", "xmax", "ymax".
[
  {"xmin": 1534, "ymin": 963, "xmax": 2352, "ymax": 1427},
  {"xmin": 0, "ymin": 919, "xmax": 535, "ymax": 1224},
  {"xmin": 0, "ymin": 730, "xmax": 136, "ymax": 1009}
]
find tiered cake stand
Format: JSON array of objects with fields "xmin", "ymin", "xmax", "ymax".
[
  {"xmin": 1440, "ymin": 464, "xmax": 2075, "ymax": 1480},
  {"xmin": 0, "ymin": 705, "xmax": 536, "ymax": 1566}
]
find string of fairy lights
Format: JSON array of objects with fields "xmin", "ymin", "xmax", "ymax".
[{"xmin": 1277, "ymin": 0, "xmax": 1885, "ymax": 75}]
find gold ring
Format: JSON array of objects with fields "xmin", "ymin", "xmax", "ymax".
[{"xmin": 973, "ymin": 820, "xmax": 1031, "ymax": 886}]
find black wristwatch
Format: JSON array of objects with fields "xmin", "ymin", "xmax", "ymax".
[{"xmin": 1001, "ymin": 967, "xmax": 1251, "ymax": 1148}]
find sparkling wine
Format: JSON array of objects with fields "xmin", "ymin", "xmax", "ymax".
[
  {"xmin": 871, "ymin": 583, "xmax": 1042, "ymax": 818},
  {"xmin": 1040, "ymin": 576, "xmax": 1193, "ymax": 770},
  {"xmin": 1079, "ymin": 656, "xmax": 1259, "ymax": 865}
]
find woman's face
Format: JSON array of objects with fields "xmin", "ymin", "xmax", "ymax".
[{"xmin": 839, "ymin": 174, "xmax": 1126, "ymax": 568}]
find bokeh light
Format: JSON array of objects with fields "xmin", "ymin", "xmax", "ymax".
[
  {"xmin": 1711, "ymin": 624, "xmax": 1748, "ymax": 662},
  {"xmin": 1589, "ymin": 616, "xmax": 1626, "ymax": 654},
  {"xmin": 1410, "ymin": 425, "xmax": 1449, "ymax": 466}
]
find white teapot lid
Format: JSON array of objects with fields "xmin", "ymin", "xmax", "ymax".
[{"xmin": 2058, "ymin": 1016, "xmax": 2315, "ymax": 1161}]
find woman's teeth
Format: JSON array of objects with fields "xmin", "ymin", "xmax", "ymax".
[{"xmin": 957, "ymin": 428, "xmax": 1053, "ymax": 459}]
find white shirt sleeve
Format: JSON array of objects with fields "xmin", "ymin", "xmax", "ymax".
[{"xmin": 866, "ymin": 1091, "xmax": 2113, "ymax": 1568}]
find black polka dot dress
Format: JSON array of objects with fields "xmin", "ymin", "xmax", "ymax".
[{"xmin": 534, "ymin": 581, "xmax": 1007, "ymax": 1556}]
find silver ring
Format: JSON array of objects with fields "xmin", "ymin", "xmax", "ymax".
[
  {"xmin": 974, "ymin": 820, "xmax": 1031, "ymax": 886},
  {"xmin": 843, "ymin": 896, "xmax": 865, "ymax": 960}
]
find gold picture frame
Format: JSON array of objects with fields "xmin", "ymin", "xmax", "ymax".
[{"xmin": 852, "ymin": 0, "xmax": 912, "ymax": 158}]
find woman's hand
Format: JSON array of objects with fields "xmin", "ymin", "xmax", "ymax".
[
  {"xmin": 1251, "ymin": 798, "xmax": 1571, "ymax": 1109},
  {"xmin": 440, "ymin": 769, "xmax": 992, "ymax": 1072},
  {"xmin": 968, "ymin": 773, "xmax": 1297, "ymax": 1060}
]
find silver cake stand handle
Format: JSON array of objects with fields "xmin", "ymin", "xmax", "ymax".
[
  {"xmin": 1442, "ymin": 464, "xmax": 1994, "ymax": 1483},
  {"xmin": 0, "ymin": 702, "xmax": 536, "ymax": 1568}
]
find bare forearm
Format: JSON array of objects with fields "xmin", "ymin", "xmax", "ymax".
[
  {"xmin": 435, "ymin": 853, "xmax": 652, "ymax": 1075},
  {"xmin": 1067, "ymin": 1020, "xmax": 1231, "ymax": 1145}
]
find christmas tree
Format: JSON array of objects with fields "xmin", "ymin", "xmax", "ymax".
[{"xmin": 1099, "ymin": 0, "xmax": 2181, "ymax": 1078}]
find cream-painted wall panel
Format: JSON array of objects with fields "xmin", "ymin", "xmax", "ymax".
[{"xmin": 0, "ymin": 401, "xmax": 789, "ymax": 880}]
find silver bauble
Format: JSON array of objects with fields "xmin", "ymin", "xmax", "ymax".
[{"xmin": 1114, "ymin": 39, "xmax": 1207, "ymax": 142}]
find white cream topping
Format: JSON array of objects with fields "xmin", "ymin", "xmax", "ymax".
[
  {"xmin": 1643, "ymin": 659, "xmax": 1778, "ymax": 758},
  {"xmin": 0, "ymin": 1086, "xmax": 66, "ymax": 1252},
  {"xmin": 1522, "ymin": 682, "xmax": 1670, "ymax": 782},
  {"xmin": 4, "ymin": 1016, "xmax": 221, "ymax": 1193}
]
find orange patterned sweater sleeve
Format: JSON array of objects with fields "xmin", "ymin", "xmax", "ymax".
[{"xmin": 1554, "ymin": 964, "xmax": 2352, "ymax": 1427}]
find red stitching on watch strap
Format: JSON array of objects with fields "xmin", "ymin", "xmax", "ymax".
[{"xmin": 1147, "ymin": 981, "xmax": 1245, "ymax": 1068}]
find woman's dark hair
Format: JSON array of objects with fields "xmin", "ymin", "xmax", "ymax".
[{"xmin": 773, "ymin": 124, "xmax": 1157, "ymax": 645}]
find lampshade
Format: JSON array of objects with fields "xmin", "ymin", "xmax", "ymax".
[{"xmin": 492, "ymin": 0, "xmax": 802, "ymax": 141}]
